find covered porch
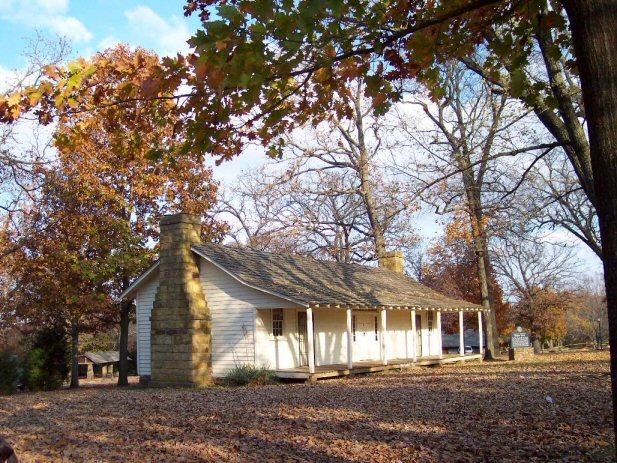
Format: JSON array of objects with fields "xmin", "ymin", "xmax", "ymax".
[{"xmin": 255, "ymin": 303, "xmax": 487, "ymax": 381}]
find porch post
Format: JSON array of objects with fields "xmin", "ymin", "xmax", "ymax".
[
  {"xmin": 411, "ymin": 310, "xmax": 417, "ymax": 361},
  {"xmin": 380, "ymin": 308, "xmax": 388, "ymax": 365},
  {"xmin": 306, "ymin": 307, "xmax": 315, "ymax": 374},
  {"xmin": 478, "ymin": 311, "xmax": 484, "ymax": 357},
  {"xmin": 436, "ymin": 311, "xmax": 443, "ymax": 359},
  {"xmin": 346, "ymin": 308, "xmax": 353, "ymax": 370},
  {"xmin": 459, "ymin": 310, "xmax": 465, "ymax": 356}
]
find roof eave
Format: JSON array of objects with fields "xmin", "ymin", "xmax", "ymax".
[
  {"xmin": 308, "ymin": 301, "xmax": 487, "ymax": 312},
  {"xmin": 119, "ymin": 261, "xmax": 160, "ymax": 300}
]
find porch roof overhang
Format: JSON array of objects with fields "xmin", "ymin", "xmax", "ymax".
[{"xmin": 306, "ymin": 302, "xmax": 488, "ymax": 312}]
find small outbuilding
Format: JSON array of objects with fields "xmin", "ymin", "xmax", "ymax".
[{"xmin": 77, "ymin": 351, "xmax": 121, "ymax": 379}]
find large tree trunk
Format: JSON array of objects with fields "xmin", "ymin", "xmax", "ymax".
[
  {"xmin": 117, "ymin": 299, "xmax": 131, "ymax": 387},
  {"xmin": 470, "ymin": 217, "xmax": 499, "ymax": 359},
  {"xmin": 479, "ymin": 234, "xmax": 500, "ymax": 358},
  {"xmin": 69, "ymin": 323, "xmax": 79, "ymax": 389},
  {"xmin": 359, "ymin": 157, "xmax": 387, "ymax": 259},
  {"xmin": 562, "ymin": 0, "xmax": 617, "ymax": 452},
  {"xmin": 353, "ymin": 92, "xmax": 388, "ymax": 260},
  {"xmin": 462, "ymin": 168, "xmax": 500, "ymax": 359}
]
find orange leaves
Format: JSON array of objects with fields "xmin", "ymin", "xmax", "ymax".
[
  {"xmin": 138, "ymin": 77, "xmax": 162, "ymax": 98},
  {"xmin": 215, "ymin": 39, "xmax": 230, "ymax": 51},
  {"xmin": 207, "ymin": 67, "xmax": 226, "ymax": 90},
  {"xmin": 516, "ymin": 287, "xmax": 575, "ymax": 342},
  {"xmin": 313, "ymin": 67, "xmax": 331, "ymax": 84},
  {"xmin": 0, "ymin": 45, "xmax": 179, "ymax": 130},
  {"xmin": 2, "ymin": 45, "xmax": 225, "ymax": 341},
  {"xmin": 193, "ymin": 60, "xmax": 209, "ymax": 81},
  {"xmin": 6, "ymin": 93, "xmax": 21, "ymax": 107}
]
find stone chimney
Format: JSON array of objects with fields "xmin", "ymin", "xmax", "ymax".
[
  {"xmin": 378, "ymin": 250, "xmax": 405, "ymax": 274},
  {"xmin": 150, "ymin": 213, "xmax": 212, "ymax": 387}
]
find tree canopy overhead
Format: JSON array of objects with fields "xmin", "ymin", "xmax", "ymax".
[{"xmin": 0, "ymin": 1, "xmax": 572, "ymax": 162}]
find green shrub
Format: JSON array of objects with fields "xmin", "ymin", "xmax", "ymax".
[
  {"xmin": 23, "ymin": 327, "xmax": 69, "ymax": 391},
  {"xmin": 0, "ymin": 352, "xmax": 20, "ymax": 394},
  {"xmin": 224, "ymin": 364, "xmax": 277, "ymax": 386}
]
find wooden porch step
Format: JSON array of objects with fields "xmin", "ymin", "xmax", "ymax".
[{"xmin": 275, "ymin": 354, "xmax": 482, "ymax": 381}]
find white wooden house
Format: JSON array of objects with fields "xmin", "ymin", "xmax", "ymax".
[{"xmin": 122, "ymin": 214, "xmax": 487, "ymax": 385}]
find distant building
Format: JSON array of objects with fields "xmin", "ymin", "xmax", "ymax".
[
  {"xmin": 77, "ymin": 351, "xmax": 124, "ymax": 379},
  {"xmin": 442, "ymin": 329, "xmax": 485, "ymax": 354}
]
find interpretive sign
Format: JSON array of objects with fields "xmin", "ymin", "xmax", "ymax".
[{"xmin": 510, "ymin": 330, "xmax": 531, "ymax": 348}]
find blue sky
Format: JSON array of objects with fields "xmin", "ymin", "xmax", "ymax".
[{"xmin": 0, "ymin": 0, "xmax": 198, "ymax": 69}]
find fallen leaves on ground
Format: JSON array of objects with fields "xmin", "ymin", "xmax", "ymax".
[{"xmin": 0, "ymin": 350, "xmax": 613, "ymax": 462}]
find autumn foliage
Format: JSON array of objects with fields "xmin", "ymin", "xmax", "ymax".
[
  {"xmin": 0, "ymin": 45, "xmax": 224, "ymax": 387},
  {"xmin": 421, "ymin": 219, "xmax": 512, "ymax": 336},
  {"xmin": 513, "ymin": 287, "xmax": 573, "ymax": 346},
  {"xmin": 0, "ymin": 1, "xmax": 578, "ymax": 163}
]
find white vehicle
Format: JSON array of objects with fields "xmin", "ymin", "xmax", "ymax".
[{"xmin": 459, "ymin": 345, "xmax": 474, "ymax": 355}]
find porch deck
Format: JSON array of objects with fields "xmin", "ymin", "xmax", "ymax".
[{"xmin": 275, "ymin": 353, "xmax": 482, "ymax": 381}]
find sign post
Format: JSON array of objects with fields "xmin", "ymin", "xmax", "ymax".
[{"xmin": 508, "ymin": 327, "xmax": 534, "ymax": 361}]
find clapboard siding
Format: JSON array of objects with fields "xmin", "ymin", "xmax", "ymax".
[
  {"xmin": 200, "ymin": 259, "xmax": 303, "ymax": 377},
  {"xmin": 255, "ymin": 308, "xmax": 302, "ymax": 370},
  {"xmin": 135, "ymin": 274, "xmax": 159, "ymax": 377}
]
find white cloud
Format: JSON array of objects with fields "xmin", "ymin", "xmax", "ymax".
[
  {"xmin": 98, "ymin": 35, "xmax": 120, "ymax": 50},
  {"xmin": 0, "ymin": 0, "xmax": 92, "ymax": 43},
  {"xmin": 124, "ymin": 6, "xmax": 191, "ymax": 56},
  {"xmin": 0, "ymin": 64, "xmax": 12, "ymax": 93}
]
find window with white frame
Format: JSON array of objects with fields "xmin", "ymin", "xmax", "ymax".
[
  {"xmin": 428, "ymin": 312, "xmax": 434, "ymax": 330},
  {"xmin": 352, "ymin": 315, "xmax": 357, "ymax": 341},
  {"xmin": 272, "ymin": 308, "xmax": 284, "ymax": 337},
  {"xmin": 374, "ymin": 316, "xmax": 378, "ymax": 341}
]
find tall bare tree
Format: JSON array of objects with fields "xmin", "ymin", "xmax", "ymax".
[
  {"xmin": 280, "ymin": 81, "xmax": 416, "ymax": 263},
  {"xmin": 216, "ymin": 168, "xmax": 295, "ymax": 252},
  {"xmin": 392, "ymin": 62, "xmax": 558, "ymax": 358},
  {"xmin": 492, "ymin": 230, "xmax": 579, "ymax": 348},
  {"xmin": 461, "ymin": 4, "xmax": 593, "ymax": 208},
  {"xmin": 492, "ymin": 235, "xmax": 579, "ymax": 302},
  {"xmin": 222, "ymin": 82, "xmax": 417, "ymax": 264},
  {"xmin": 513, "ymin": 152, "xmax": 601, "ymax": 258}
]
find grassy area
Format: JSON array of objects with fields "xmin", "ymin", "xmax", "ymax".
[{"xmin": 0, "ymin": 350, "xmax": 612, "ymax": 462}]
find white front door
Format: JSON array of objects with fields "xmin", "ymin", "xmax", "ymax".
[
  {"xmin": 297, "ymin": 311, "xmax": 308, "ymax": 367},
  {"xmin": 353, "ymin": 312, "xmax": 380, "ymax": 361},
  {"xmin": 415, "ymin": 313, "xmax": 423, "ymax": 358}
]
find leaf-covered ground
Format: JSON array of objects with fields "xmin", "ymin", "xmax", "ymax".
[{"xmin": 0, "ymin": 350, "xmax": 613, "ymax": 462}]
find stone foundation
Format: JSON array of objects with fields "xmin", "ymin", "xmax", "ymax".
[
  {"xmin": 509, "ymin": 346, "xmax": 534, "ymax": 361},
  {"xmin": 150, "ymin": 214, "xmax": 213, "ymax": 387}
]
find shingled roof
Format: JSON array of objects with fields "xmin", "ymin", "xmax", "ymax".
[
  {"xmin": 192, "ymin": 243, "xmax": 486, "ymax": 312},
  {"xmin": 82, "ymin": 351, "xmax": 120, "ymax": 364}
]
